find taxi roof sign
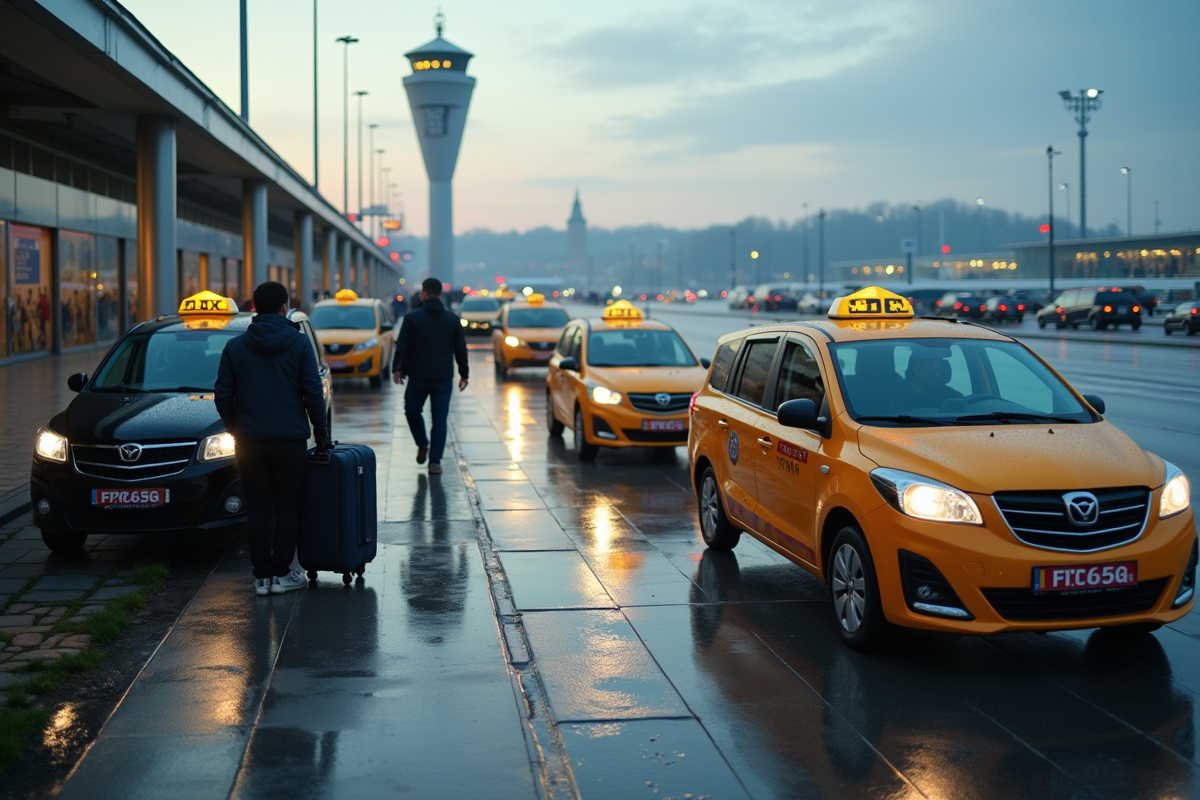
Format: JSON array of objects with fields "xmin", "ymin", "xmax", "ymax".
[
  {"xmin": 828, "ymin": 286, "xmax": 914, "ymax": 320},
  {"xmin": 525, "ymin": 293, "xmax": 545, "ymax": 305},
  {"xmin": 602, "ymin": 299, "xmax": 643, "ymax": 322},
  {"xmin": 335, "ymin": 289, "xmax": 359, "ymax": 302},
  {"xmin": 179, "ymin": 291, "xmax": 238, "ymax": 316}
]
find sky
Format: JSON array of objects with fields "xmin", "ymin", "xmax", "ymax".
[{"xmin": 122, "ymin": 0, "xmax": 1200, "ymax": 239}]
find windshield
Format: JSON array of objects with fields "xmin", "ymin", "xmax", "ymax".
[
  {"xmin": 829, "ymin": 338, "xmax": 1093, "ymax": 426},
  {"xmin": 309, "ymin": 305, "xmax": 376, "ymax": 330},
  {"xmin": 462, "ymin": 298, "xmax": 500, "ymax": 312},
  {"xmin": 507, "ymin": 308, "xmax": 569, "ymax": 328},
  {"xmin": 92, "ymin": 330, "xmax": 239, "ymax": 392},
  {"xmin": 587, "ymin": 329, "xmax": 697, "ymax": 367}
]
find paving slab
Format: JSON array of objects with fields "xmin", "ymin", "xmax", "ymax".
[
  {"xmin": 483, "ymin": 509, "xmax": 577, "ymax": 551},
  {"xmin": 500, "ymin": 551, "xmax": 615, "ymax": 610},
  {"xmin": 88, "ymin": 585, "xmax": 141, "ymax": 601},
  {"xmin": 33, "ymin": 573, "xmax": 100, "ymax": 592},
  {"xmin": 20, "ymin": 589, "xmax": 86, "ymax": 603}
]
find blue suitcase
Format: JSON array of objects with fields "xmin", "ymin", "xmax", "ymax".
[{"xmin": 298, "ymin": 444, "xmax": 378, "ymax": 584}]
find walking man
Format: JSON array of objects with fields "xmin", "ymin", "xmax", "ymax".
[
  {"xmin": 216, "ymin": 281, "xmax": 331, "ymax": 596},
  {"xmin": 392, "ymin": 277, "xmax": 469, "ymax": 474}
]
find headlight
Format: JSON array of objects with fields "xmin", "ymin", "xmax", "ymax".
[
  {"xmin": 870, "ymin": 468, "xmax": 983, "ymax": 525},
  {"xmin": 199, "ymin": 433, "xmax": 236, "ymax": 462},
  {"xmin": 591, "ymin": 385, "xmax": 623, "ymax": 405},
  {"xmin": 354, "ymin": 337, "xmax": 379, "ymax": 351},
  {"xmin": 35, "ymin": 427, "xmax": 68, "ymax": 462},
  {"xmin": 460, "ymin": 319, "xmax": 469, "ymax": 327},
  {"xmin": 504, "ymin": 335, "xmax": 522, "ymax": 347},
  {"xmin": 1160, "ymin": 461, "xmax": 1190, "ymax": 519}
]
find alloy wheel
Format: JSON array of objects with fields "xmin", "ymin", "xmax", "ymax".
[
  {"xmin": 701, "ymin": 475, "xmax": 720, "ymax": 537},
  {"xmin": 831, "ymin": 543, "xmax": 867, "ymax": 633}
]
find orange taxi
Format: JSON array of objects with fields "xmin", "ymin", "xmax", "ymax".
[
  {"xmin": 491, "ymin": 293, "xmax": 570, "ymax": 378},
  {"xmin": 308, "ymin": 289, "xmax": 395, "ymax": 388},
  {"xmin": 688, "ymin": 286, "xmax": 1195, "ymax": 649},
  {"xmin": 547, "ymin": 300, "xmax": 710, "ymax": 460}
]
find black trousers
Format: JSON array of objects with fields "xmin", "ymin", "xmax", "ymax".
[{"xmin": 237, "ymin": 438, "xmax": 308, "ymax": 579}]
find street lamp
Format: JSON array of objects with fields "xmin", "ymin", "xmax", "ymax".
[
  {"xmin": 354, "ymin": 90, "xmax": 368, "ymax": 227},
  {"xmin": 335, "ymin": 35, "xmax": 359, "ymax": 215},
  {"xmin": 976, "ymin": 197, "xmax": 986, "ymax": 251},
  {"xmin": 1058, "ymin": 182, "xmax": 1070, "ymax": 237},
  {"xmin": 1153, "ymin": 200, "xmax": 1161, "ymax": 234},
  {"xmin": 239, "ymin": 0, "xmax": 249, "ymax": 122},
  {"xmin": 1059, "ymin": 88, "xmax": 1103, "ymax": 239},
  {"xmin": 818, "ymin": 209, "xmax": 826, "ymax": 298},
  {"xmin": 1047, "ymin": 146, "xmax": 1062, "ymax": 298},
  {"xmin": 751, "ymin": 250, "xmax": 760, "ymax": 285},
  {"xmin": 1120, "ymin": 167, "xmax": 1132, "ymax": 237}
]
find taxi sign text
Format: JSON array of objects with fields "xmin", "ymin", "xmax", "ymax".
[
  {"xmin": 828, "ymin": 286, "xmax": 913, "ymax": 320},
  {"xmin": 179, "ymin": 291, "xmax": 237, "ymax": 316},
  {"xmin": 603, "ymin": 300, "xmax": 643, "ymax": 321}
]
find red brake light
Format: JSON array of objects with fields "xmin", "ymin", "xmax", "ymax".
[
  {"xmin": 1192, "ymin": 308, "xmax": 1198, "ymax": 315},
  {"xmin": 979, "ymin": 305, "xmax": 986, "ymax": 312},
  {"xmin": 689, "ymin": 391, "xmax": 700, "ymax": 415},
  {"xmin": 1056, "ymin": 306, "xmax": 1064, "ymax": 314},
  {"xmin": 1132, "ymin": 305, "xmax": 1140, "ymax": 313},
  {"xmin": 999, "ymin": 304, "xmax": 1008, "ymax": 311},
  {"xmin": 774, "ymin": 295, "xmax": 781, "ymax": 301},
  {"xmin": 953, "ymin": 302, "xmax": 962, "ymax": 309},
  {"xmin": 1017, "ymin": 304, "xmax": 1025, "ymax": 311},
  {"xmin": 1103, "ymin": 305, "xmax": 1113, "ymax": 313}
]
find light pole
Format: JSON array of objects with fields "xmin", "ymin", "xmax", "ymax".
[
  {"xmin": 1120, "ymin": 167, "xmax": 1132, "ymax": 236},
  {"xmin": 354, "ymin": 90, "xmax": 368, "ymax": 226},
  {"xmin": 335, "ymin": 35, "xmax": 359, "ymax": 216},
  {"xmin": 911, "ymin": 202, "xmax": 922, "ymax": 286},
  {"xmin": 801, "ymin": 202, "xmax": 809, "ymax": 285},
  {"xmin": 1058, "ymin": 182, "xmax": 1070, "ymax": 237},
  {"xmin": 1059, "ymin": 88, "xmax": 1103, "ymax": 238},
  {"xmin": 976, "ymin": 197, "xmax": 986, "ymax": 251},
  {"xmin": 374, "ymin": 146, "xmax": 385, "ymax": 238},
  {"xmin": 818, "ymin": 209, "xmax": 826, "ymax": 298},
  {"xmin": 1153, "ymin": 200, "xmax": 1161, "ymax": 234},
  {"xmin": 751, "ymin": 250, "xmax": 760, "ymax": 285},
  {"xmin": 239, "ymin": 0, "xmax": 249, "ymax": 122},
  {"xmin": 1047, "ymin": 146, "xmax": 1061, "ymax": 298},
  {"xmin": 729, "ymin": 227, "xmax": 736, "ymax": 289},
  {"xmin": 312, "ymin": 0, "xmax": 318, "ymax": 185}
]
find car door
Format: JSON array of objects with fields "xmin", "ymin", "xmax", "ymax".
[
  {"xmin": 299, "ymin": 320, "xmax": 333, "ymax": 418},
  {"xmin": 716, "ymin": 335, "xmax": 780, "ymax": 530},
  {"xmin": 752, "ymin": 335, "xmax": 827, "ymax": 566},
  {"xmin": 549, "ymin": 324, "xmax": 582, "ymax": 423}
]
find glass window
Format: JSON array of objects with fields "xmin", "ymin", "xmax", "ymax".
[
  {"xmin": 125, "ymin": 240, "xmax": 138, "ymax": 329},
  {"xmin": 8, "ymin": 224, "xmax": 53, "ymax": 354},
  {"xmin": 733, "ymin": 339, "xmax": 778, "ymax": 406},
  {"xmin": 774, "ymin": 340, "xmax": 825, "ymax": 411},
  {"xmin": 708, "ymin": 338, "xmax": 741, "ymax": 392},
  {"xmin": 461, "ymin": 298, "xmax": 500, "ymax": 311},
  {"xmin": 308, "ymin": 305, "xmax": 376, "ymax": 330},
  {"xmin": 569, "ymin": 327, "xmax": 583, "ymax": 360},
  {"xmin": 93, "ymin": 329, "xmax": 239, "ymax": 392},
  {"xmin": 60, "ymin": 231, "xmax": 97, "ymax": 348},
  {"xmin": 0, "ymin": 221, "xmax": 7, "ymax": 357},
  {"xmin": 224, "ymin": 258, "xmax": 241, "ymax": 303},
  {"xmin": 586, "ymin": 328, "xmax": 697, "ymax": 367},
  {"xmin": 96, "ymin": 236, "xmax": 120, "ymax": 342},
  {"xmin": 179, "ymin": 251, "xmax": 202, "ymax": 301},
  {"xmin": 507, "ymin": 308, "xmax": 570, "ymax": 328},
  {"xmin": 556, "ymin": 328, "xmax": 573, "ymax": 356}
]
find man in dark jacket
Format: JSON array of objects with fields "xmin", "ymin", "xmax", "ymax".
[
  {"xmin": 391, "ymin": 277, "xmax": 468, "ymax": 474},
  {"xmin": 216, "ymin": 281, "xmax": 330, "ymax": 596}
]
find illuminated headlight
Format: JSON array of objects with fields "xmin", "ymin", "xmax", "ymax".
[
  {"xmin": 460, "ymin": 319, "xmax": 468, "ymax": 327},
  {"xmin": 1160, "ymin": 461, "xmax": 1190, "ymax": 519},
  {"xmin": 591, "ymin": 385, "xmax": 623, "ymax": 405},
  {"xmin": 870, "ymin": 468, "xmax": 983, "ymax": 525},
  {"xmin": 199, "ymin": 433, "xmax": 236, "ymax": 462},
  {"xmin": 353, "ymin": 337, "xmax": 379, "ymax": 352},
  {"xmin": 504, "ymin": 335, "xmax": 522, "ymax": 347},
  {"xmin": 35, "ymin": 427, "xmax": 68, "ymax": 462}
]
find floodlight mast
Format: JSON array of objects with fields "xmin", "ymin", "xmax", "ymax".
[{"xmin": 1059, "ymin": 88, "xmax": 1103, "ymax": 238}]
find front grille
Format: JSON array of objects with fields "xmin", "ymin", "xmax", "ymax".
[
  {"xmin": 983, "ymin": 579, "xmax": 1168, "ymax": 621},
  {"xmin": 72, "ymin": 442, "xmax": 196, "ymax": 482},
  {"xmin": 529, "ymin": 341, "xmax": 555, "ymax": 352},
  {"xmin": 621, "ymin": 428, "xmax": 688, "ymax": 443},
  {"xmin": 628, "ymin": 393, "xmax": 692, "ymax": 414},
  {"xmin": 64, "ymin": 503, "xmax": 204, "ymax": 532},
  {"xmin": 993, "ymin": 487, "xmax": 1150, "ymax": 552},
  {"xmin": 324, "ymin": 343, "xmax": 351, "ymax": 355}
]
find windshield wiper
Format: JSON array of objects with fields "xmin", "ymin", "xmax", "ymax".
[
  {"xmin": 92, "ymin": 384, "xmax": 150, "ymax": 394},
  {"xmin": 148, "ymin": 386, "xmax": 214, "ymax": 394},
  {"xmin": 855, "ymin": 415, "xmax": 956, "ymax": 426},
  {"xmin": 955, "ymin": 411, "xmax": 1082, "ymax": 424}
]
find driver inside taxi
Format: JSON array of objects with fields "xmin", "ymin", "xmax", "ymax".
[{"xmin": 903, "ymin": 351, "xmax": 963, "ymax": 409}]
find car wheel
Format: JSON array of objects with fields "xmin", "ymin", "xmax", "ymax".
[
  {"xmin": 1132, "ymin": 321, "xmax": 1141, "ymax": 331},
  {"xmin": 495, "ymin": 353, "xmax": 508, "ymax": 379},
  {"xmin": 41, "ymin": 528, "xmax": 87, "ymax": 552},
  {"xmin": 828, "ymin": 526, "xmax": 891, "ymax": 651},
  {"xmin": 1164, "ymin": 325, "xmax": 1172, "ymax": 335},
  {"xmin": 1099, "ymin": 621, "xmax": 1163, "ymax": 637},
  {"xmin": 1090, "ymin": 316, "xmax": 1103, "ymax": 331},
  {"xmin": 574, "ymin": 407, "xmax": 598, "ymax": 461},
  {"xmin": 1037, "ymin": 317, "xmax": 1047, "ymax": 328},
  {"xmin": 698, "ymin": 467, "xmax": 740, "ymax": 550},
  {"xmin": 1188, "ymin": 325, "xmax": 1198, "ymax": 336},
  {"xmin": 369, "ymin": 375, "xmax": 382, "ymax": 388},
  {"xmin": 546, "ymin": 392, "xmax": 564, "ymax": 437}
]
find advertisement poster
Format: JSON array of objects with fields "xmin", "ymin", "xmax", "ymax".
[
  {"xmin": 8, "ymin": 224, "xmax": 52, "ymax": 354},
  {"xmin": 60, "ymin": 230, "xmax": 97, "ymax": 348}
]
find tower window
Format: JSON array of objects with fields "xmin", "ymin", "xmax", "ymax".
[{"xmin": 424, "ymin": 106, "xmax": 447, "ymax": 137}]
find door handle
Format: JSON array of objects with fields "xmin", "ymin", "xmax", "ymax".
[
  {"xmin": 757, "ymin": 437, "xmax": 773, "ymax": 447},
  {"xmin": 717, "ymin": 420, "xmax": 729, "ymax": 428}
]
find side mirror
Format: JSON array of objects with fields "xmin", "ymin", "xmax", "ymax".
[
  {"xmin": 558, "ymin": 357, "xmax": 579, "ymax": 372},
  {"xmin": 700, "ymin": 358, "xmax": 712, "ymax": 369},
  {"xmin": 777, "ymin": 398, "xmax": 829, "ymax": 437},
  {"xmin": 380, "ymin": 322, "xmax": 393, "ymax": 332},
  {"xmin": 1082, "ymin": 393, "xmax": 1105, "ymax": 415},
  {"xmin": 67, "ymin": 372, "xmax": 88, "ymax": 393}
]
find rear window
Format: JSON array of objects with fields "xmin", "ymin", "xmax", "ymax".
[
  {"xmin": 1095, "ymin": 291, "xmax": 1124, "ymax": 304},
  {"xmin": 708, "ymin": 339, "xmax": 741, "ymax": 392},
  {"xmin": 462, "ymin": 298, "xmax": 500, "ymax": 311},
  {"xmin": 309, "ymin": 305, "xmax": 376, "ymax": 330},
  {"xmin": 507, "ymin": 308, "xmax": 569, "ymax": 328}
]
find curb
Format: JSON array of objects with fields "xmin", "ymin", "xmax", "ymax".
[{"xmin": 0, "ymin": 484, "xmax": 31, "ymax": 527}]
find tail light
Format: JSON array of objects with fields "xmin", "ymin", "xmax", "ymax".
[
  {"xmin": 1132, "ymin": 305, "xmax": 1140, "ymax": 313},
  {"xmin": 979, "ymin": 305, "xmax": 986, "ymax": 312},
  {"xmin": 774, "ymin": 295, "xmax": 781, "ymax": 301},
  {"xmin": 1103, "ymin": 305, "xmax": 1113, "ymax": 313},
  {"xmin": 1017, "ymin": 304, "xmax": 1025, "ymax": 311},
  {"xmin": 1191, "ymin": 308, "xmax": 1198, "ymax": 316},
  {"xmin": 953, "ymin": 302, "xmax": 962, "ymax": 310},
  {"xmin": 1056, "ymin": 306, "xmax": 1064, "ymax": 314},
  {"xmin": 935, "ymin": 300, "xmax": 942, "ymax": 306},
  {"xmin": 999, "ymin": 304, "xmax": 1008, "ymax": 312},
  {"xmin": 689, "ymin": 392, "xmax": 700, "ymax": 415}
]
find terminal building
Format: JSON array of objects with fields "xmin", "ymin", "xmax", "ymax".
[{"xmin": 0, "ymin": 0, "xmax": 398, "ymax": 365}]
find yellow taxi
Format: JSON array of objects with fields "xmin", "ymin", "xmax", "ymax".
[
  {"xmin": 308, "ymin": 290, "xmax": 395, "ymax": 388},
  {"xmin": 546, "ymin": 300, "xmax": 710, "ymax": 460},
  {"xmin": 688, "ymin": 286, "xmax": 1195, "ymax": 649},
  {"xmin": 491, "ymin": 293, "xmax": 570, "ymax": 378}
]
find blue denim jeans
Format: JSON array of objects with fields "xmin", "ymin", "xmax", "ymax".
[{"xmin": 404, "ymin": 378, "xmax": 453, "ymax": 463}]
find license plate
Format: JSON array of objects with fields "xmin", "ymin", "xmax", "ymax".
[
  {"xmin": 1033, "ymin": 561, "xmax": 1137, "ymax": 593},
  {"xmin": 1117, "ymin": 306, "xmax": 1128, "ymax": 313},
  {"xmin": 328, "ymin": 359, "xmax": 348, "ymax": 369},
  {"xmin": 532, "ymin": 352, "xmax": 552, "ymax": 360},
  {"xmin": 92, "ymin": 488, "xmax": 169, "ymax": 508},
  {"xmin": 642, "ymin": 419, "xmax": 686, "ymax": 432}
]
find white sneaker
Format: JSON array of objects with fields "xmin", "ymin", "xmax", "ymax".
[
  {"xmin": 255, "ymin": 578, "xmax": 272, "ymax": 596},
  {"xmin": 271, "ymin": 570, "xmax": 308, "ymax": 594}
]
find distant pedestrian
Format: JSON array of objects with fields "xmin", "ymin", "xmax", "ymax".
[
  {"xmin": 215, "ymin": 281, "xmax": 331, "ymax": 597},
  {"xmin": 391, "ymin": 277, "xmax": 468, "ymax": 474}
]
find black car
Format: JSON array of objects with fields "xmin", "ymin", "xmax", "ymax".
[
  {"xmin": 1163, "ymin": 301, "xmax": 1199, "ymax": 335},
  {"xmin": 1039, "ymin": 288, "xmax": 1142, "ymax": 331},
  {"xmin": 31, "ymin": 299, "xmax": 333, "ymax": 552},
  {"xmin": 1121, "ymin": 285, "xmax": 1159, "ymax": 316},
  {"xmin": 981, "ymin": 295, "xmax": 1023, "ymax": 324},
  {"xmin": 1007, "ymin": 291, "xmax": 1043, "ymax": 314},
  {"xmin": 935, "ymin": 292, "xmax": 987, "ymax": 319},
  {"xmin": 905, "ymin": 289, "xmax": 946, "ymax": 316}
]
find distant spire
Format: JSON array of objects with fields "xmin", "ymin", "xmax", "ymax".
[
  {"xmin": 568, "ymin": 188, "xmax": 585, "ymax": 224},
  {"xmin": 434, "ymin": 6, "xmax": 445, "ymax": 37}
]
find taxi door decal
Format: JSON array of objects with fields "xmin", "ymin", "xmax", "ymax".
[{"xmin": 727, "ymin": 430, "xmax": 740, "ymax": 465}]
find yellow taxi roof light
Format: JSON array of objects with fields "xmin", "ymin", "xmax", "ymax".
[
  {"xmin": 828, "ymin": 286, "xmax": 914, "ymax": 320},
  {"xmin": 335, "ymin": 289, "xmax": 359, "ymax": 302},
  {"xmin": 602, "ymin": 299, "xmax": 643, "ymax": 322},
  {"xmin": 179, "ymin": 291, "xmax": 238, "ymax": 316},
  {"xmin": 526, "ymin": 292, "xmax": 545, "ymax": 305}
]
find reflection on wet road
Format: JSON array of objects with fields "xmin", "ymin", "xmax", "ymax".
[{"xmin": 463, "ymin": 328, "xmax": 1200, "ymax": 798}]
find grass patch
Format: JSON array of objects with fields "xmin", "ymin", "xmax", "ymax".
[
  {"xmin": 0, "ymin": 707, "xmax": 50, "ymax": 773},
  {"xmin": 0, "ymin": 632, "xmax": 11, "ymax": 646},
  {"xmin": 126, "ymin": 564, "xmax": 168, "ymax": 592}
]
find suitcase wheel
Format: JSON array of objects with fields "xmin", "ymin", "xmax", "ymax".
[
  {"xmin": 306, "ymin": 570, "xmax": 318, "ymax": 582},
  {"xmin": 342, "ymin": 572, "xmax": 352, "ymax": 585}
]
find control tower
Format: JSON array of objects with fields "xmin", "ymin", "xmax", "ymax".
[{"xmin": 402, "ymin": 11, "xmax": 475, "ymax": 286}]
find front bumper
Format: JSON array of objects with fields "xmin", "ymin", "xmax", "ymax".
[
  {"xmin": 463, "ymin": 319, "xmax": 496, "ymax": 336},
  {"xmin": 31, "ymin": 457, "xmax": 247, "ymax": 536},
  {"xmin": 328, "ymin": 348, "xmax": 381, "ymax": 377},
  {"xmin": 501, "ymin": 342, "xmax": 556, "ymax": 368},
  {"xmin": 861, "ymin": 496, "xmax": 1196, "ymax": 634},
  {"xmin": 581, "ymin": 404, "xmax": 688, "ymax": 448}
]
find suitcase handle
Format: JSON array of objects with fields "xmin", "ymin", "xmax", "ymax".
[{"xmin": 308, "ymin": 441, "xmax": 342, "ymax": 465}]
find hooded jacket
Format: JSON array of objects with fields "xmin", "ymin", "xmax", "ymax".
[
  {"xmin": 215, "ymin": 313, "xmax": 329, "ymax": 442},
  {"xmin": 391, "ymin": 296, "xmax": 469, "ymax": 382}
]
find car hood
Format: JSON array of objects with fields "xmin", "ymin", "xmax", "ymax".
[
  {"xmin": 315, "ymin": 328, "xmax": 377, "ymax": 345},
  {"xmin": 855, "ymin": 421, "xmax": 1164, "ymax": 495},
  {"xmin": 584, "ymin": 365, "xmax": 708, "ymax": 394},
  {"xmin": 55, "ymin": 391, "xmax": 225, "ymax": 443},
  {"xmin": 461, "ymin": 311, "xmax": 501, "ymax": 322},
  {"xmin": 506, "ymin": 327, "xmax": 562, "ymax": 342}
]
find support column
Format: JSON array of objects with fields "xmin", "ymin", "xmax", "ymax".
[
  {"xmin": 429, "ymin": 180, "xmax": 453, "ymax": 287},
  {"xmin": 135, "ymin": 116, "xmax": 177, "ymax": 320},
  {"xmin": 355, "ymin": 247, "xmax": 365, "ymax": 295},
  {"xmin": 294, "ymin": 211, "xmax": 314, "ymax": 310},
  {"xmin": 241, "ymin": 179, "xmax": 268, "ymax": 297},
  {"xmin": 323, "ymin": 230, "xmax": 336, "ymax": 296},
  {"xmin": 340, "ymin": 237, "xmax": 351, "ymax": 292}
]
